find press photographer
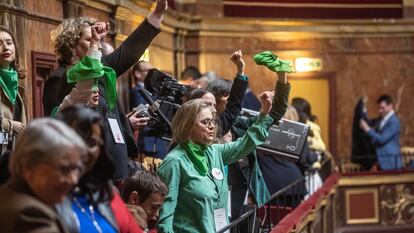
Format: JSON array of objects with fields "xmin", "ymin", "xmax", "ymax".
[{"xmin": 130, "ymin": 65, "xmax": 190, "ymax": 161}]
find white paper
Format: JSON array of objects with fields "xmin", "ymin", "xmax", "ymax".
[
  {"xmin": 214, "ymin": 208, "xmax": 229, "ymax": 233},
  {"xmin": 107, "ymin": 118, "xmax": 125, "ymax": 144},
  {"xmin": 227, "ymin": 190, "xmax": 232, "ymax": 218}
]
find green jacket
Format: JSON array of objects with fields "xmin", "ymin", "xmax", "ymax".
[
  {"xmin": 157, "ymin": 114, "xmax": 274, "ymax": 233},
  {"xmin": 230, "ymin": 81, "xmax": 291, "ymax": 207}
]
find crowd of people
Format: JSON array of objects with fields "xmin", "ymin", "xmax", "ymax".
[{"xmin": 0, "ymin": 0, "xmax": 405, "ymax": 232}]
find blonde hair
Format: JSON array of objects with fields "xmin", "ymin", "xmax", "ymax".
[
  {"xmin": 171, "ymin": 99, "xmax": 215, "ymax": 144},
  {"xmin": 9, "ymin": 118, "xmax": 88, "ymax": 177},
  {"xmin": 283, "ymin": 105, "xmax": 299, "ymax": 122},
  {"xmin": 51, "ymin": 17, "xmax": 96, "ymax": 64}
]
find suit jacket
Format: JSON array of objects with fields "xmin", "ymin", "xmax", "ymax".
[
  {"xmin": 130, "ymin": 85, "xmax": 146, "ymax": 110},
  {"xmin": 0, "ymin": 178, "xmax": 68, "ymax": 233},
  {"xmin": 367, "ymin": 113, "xmax": 402, "ymax": 170}
]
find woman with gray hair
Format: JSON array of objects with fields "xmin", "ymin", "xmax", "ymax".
[
  {"xmin": 0, "ymin": 118, "xmax": 87, "ymax": 233},
  {"xmin": 157, "ymin": 93, "xmax": 273, "ymax": 233}
]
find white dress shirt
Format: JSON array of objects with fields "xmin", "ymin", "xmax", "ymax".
[{"xmin": 379, "ymin": 110, "xmax": 394, "ymax": 131}]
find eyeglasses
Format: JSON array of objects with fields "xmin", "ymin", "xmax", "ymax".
[
  {"xmin": 199, "ymin": 118, "xmax": 215, "ymax": 127},
  {"xmin": 45, "ymin": 161, "xmax": 84, "ymax": 177}
]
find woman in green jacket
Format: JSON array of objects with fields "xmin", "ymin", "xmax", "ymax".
[{"xmin": 157, "ymin": 94, "xmax": 273, "ymax": 233}]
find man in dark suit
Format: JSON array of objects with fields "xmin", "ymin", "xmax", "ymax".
[
  {"xmin": 360, "ymin": 95, "xmax": 403, "ymax": 170},
  {"xmin": 130, "ymin": 61, "xmax": 153, "ymax": 110}
]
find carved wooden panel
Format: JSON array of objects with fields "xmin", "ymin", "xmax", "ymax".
[
  {"xmin": 31, "ymin": 51, "xmax": 56, "ymax": 118},
  {"xmin": 380, "ymin": 183, "xmax": 414, "ymax": 225},
  {"xmin": 345, "ymin": 188, "xmax": 379, "ymax": 224}
]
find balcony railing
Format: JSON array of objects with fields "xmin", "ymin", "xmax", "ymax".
[{"xmin": 217, "ymin": 156, "xmax": 334, "ymax": 233}]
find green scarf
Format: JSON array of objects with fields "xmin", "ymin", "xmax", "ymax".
[
  {"xmin": 253, "ymin": 51, "xmax": 295, "ymax": 73},
  {"xmin": 0, "ymin": 67, "xmax": 19, "ymax": 104},
  {"xmin": 182, "ymin": 141, "xmax": 209, "ymax": 175},
  {"xmin": 66, "ymin": 56, "xmax": 117, "ymax": 111}
]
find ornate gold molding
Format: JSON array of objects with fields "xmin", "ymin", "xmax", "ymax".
[
  {"xmin": 77, "ymin": 0, "xmax": 112, "ymax": 13},
  {"xmin": 339, "ymin": 173, "xmax": 414, "ymax": 186},
  {"xmin": 223, "ymin": 1, "xmax": 402, "ymax": 9},
  {"xmin": 381, "ymin": 184, "xmax": 414, "ymax": 225},
  {"xmin": 114, "ymin": 5, "xmax": 146, "ymax": 23},
  {"xmin": 160, "ymin": 13, "xmax": 414, "ymax": 40},
  {"xmin": 0, "ymin": 2, "xmax": 61, "ymax": 24}
]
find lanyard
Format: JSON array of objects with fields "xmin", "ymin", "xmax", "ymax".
[{"xmin": 206, "ymin": 154, "xmax": 223, "ymax": 207}]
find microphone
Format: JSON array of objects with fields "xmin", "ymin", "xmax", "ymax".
[{"xmin": 137, "ymin": 88, "xmax": 171, "ymax": 127}]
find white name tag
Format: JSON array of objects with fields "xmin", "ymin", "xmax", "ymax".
[
  {"xmin": 107, "ymin": 118, "xmax": 125, "ymax": 144},
  {"xmin": 0, "ymin": 132, "xmax": 8, "ymax": 145},
  {"xmin": 214, "ymin": 208, "xmax": 229, "ymax": 233}
]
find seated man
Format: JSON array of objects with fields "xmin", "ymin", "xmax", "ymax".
[{"xmin": 121, "ymin": 171, "xmax": 168, "ymax": 232}]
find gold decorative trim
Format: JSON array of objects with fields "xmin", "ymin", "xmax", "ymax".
[
  {"xmin": 77, "ymin": 0, "xmax": 112, "ymax": 13},
  {"xmin": 223, "ymin": 1, "xmax": 402, "ymax": 9},
  {"xmin": 115, "ymin": 34, "xmax": 128, "ymax": 42},
  {"xmin": 174, "ymin": 0, "xmax": 197, "ymax": 3},
  {"xmin": 296, "ymin": 210, "xmax": 316, "ymax": 231},
  {"xmin": 115, "ymin": 6, "xmax": 146, "ymax": 23},
  {"xmin": 345, "ymin": 188, "xmax": 379, "ymax": 224},
  {"xmin": 405, "ymin": 0, "xmax": 414, "ymax": 6},
  {"xmin": 339, "ymin": 173, "xmax": 414, "ymax": 186},
  {"xmin": 0, "ymin": 3, "xmax": 61, "ymax": 24}
]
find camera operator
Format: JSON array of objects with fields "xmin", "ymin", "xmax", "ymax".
[{"xmin": 129, "ymin": 61, "xmax": 170, "ymax": 161}]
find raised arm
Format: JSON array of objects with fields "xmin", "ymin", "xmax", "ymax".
[
  {"xmin": 102, "ymin": 0, "xmax": 167, "ymax": 75},
  {"xmin": 147, "ymin": 0, "xmax": 168, "ymax": 28},
  {"xmin": 59, "ymin": 27, "xmax": 103, "ymax": 111},
  {"xmin": 217, "ymin": 50, "xmax": 248, "ymax": 136},
  {"xmin": 219, "ymin": 92, "xmax": 274, "ymax": 165},
  {"xmin": 269, "ymin": 71, "xmax": 291, "ymax": 123}
]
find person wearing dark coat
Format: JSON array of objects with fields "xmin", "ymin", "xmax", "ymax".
[
  {"xmin": 242, "ymin": 88, "xmax": 261, "ymax": 112},
  {"xmin": 0, "ymin": 118, "xmax": 87, "ymax": 233},
  {"xmin": 351, "ymin": 97, "xmax": 377, "ymax": 170},
  {"xmin": 129, "ymin": 61, "xmax": 169, "ymax": 159},
  {"xmin": 43, "ymin": 61, "xmax": 69, "ymax": 116},
  {"xmin": 47, "ymin": 0, "xmax": 168, "ymax": 182},
  {"xmin": 229, "ymin": 71, "xmax": 291, "ymax": 220}
]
